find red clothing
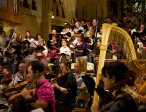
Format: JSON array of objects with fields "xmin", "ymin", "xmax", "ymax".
[
  {"xmin": 36, "ymin": 79, "xmax": 56, "ymax": 112},
  {"xmin": 37, "ymin": 56, "xmax": 48, "ymax": 62},
  {"xmin": 48, "ymin": 48, "xmax": 60, "ymax": 59}
]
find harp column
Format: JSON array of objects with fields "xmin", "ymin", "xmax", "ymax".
[{"xmin": 93, "ymin": 23, "xmax": 112, "ymax": 104}]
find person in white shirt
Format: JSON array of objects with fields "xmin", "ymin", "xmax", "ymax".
[
  {"xmin": 60, "ymin": 40, "xmax": 71, "ymax": 56},
  {"xmin": 74, "ymin": 62, "xmax": 89, "ymax": 107},
  {"xmin": 59, "ymin": 40, "xmax": 71, "ymax": 63},
  {"xmin": 23, "ymin": 31, "xmax": 35, "ymax": 48},
  {"xmin": 74, "ymin": 62, "xmax": 87, "ymax": 95},
  {"xmin": 15, "ymin": 63, "xmax": 27, "ymax": 81},
  {"xmin": 74, "ymin": 21, "xmax": 85, "ymax": 34}
]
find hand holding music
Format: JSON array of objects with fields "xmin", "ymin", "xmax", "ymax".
[{"xmin": 20, "ymin": 88, "xmax": 32, "ymax": 99}]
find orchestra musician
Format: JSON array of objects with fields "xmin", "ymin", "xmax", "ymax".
[
  {"xmin": 14, "ymin": 62, "xmax": 27, "ymax": 81},
  {"xmin": 8, "ymin": 60, "xmax": 56, "ymax": 112},
  {"xmin": 0, "ymin": 67, "xmax": 12, "ymax": 89},
  {"xmin": 125, "ymin": 73, "xmax": 146, "ymax": 112},
  {"xmin": 74, "ymin": 62, "xmax": 89, "ymax": 108},
  {"xmin": 51, "ymin": 60, "xmax": 77, "ymax": 112},
  {"xmin": 91, "ymin": 61, "xmax": 137, "ymax": 112}
]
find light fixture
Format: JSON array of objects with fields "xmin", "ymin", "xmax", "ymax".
[
  {"xmin": 49, "ymin": 12, "xmax": 55, "ymax": 19},
  {"xmin": 51, "ymin": 15, "xmax": 55, "ymax": 19}
]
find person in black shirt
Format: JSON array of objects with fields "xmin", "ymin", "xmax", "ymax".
[
  {"xmin": 91, "ymin": 61, "xmax": 137, "ymax": 112},
  {"xmin": 51, "ymin": 60, "xmax": 77, "ymax": 112}
]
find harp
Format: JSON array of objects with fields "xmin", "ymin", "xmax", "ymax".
[{"xmin": 93, "ymin": 23, "xmax": 146, "ymax": 104}]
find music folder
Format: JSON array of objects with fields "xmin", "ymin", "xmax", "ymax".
[
  {"xmin": 49, "ymin": 34, "xmax": 55, "ymax": 40},
  {"xmin": 35, "ymin": 45, "xmax": 45, "ymax": 51},
  {"xmin": 21, "ymin": 40, "xmax": 31, "ymax": 45},
  {"xmin": 77, "ymin": 30, "xmax": 83, "ymax": 34},
  {"xmin": 66, "ymin": 32, "xmax": 71, "ymax": 37}
]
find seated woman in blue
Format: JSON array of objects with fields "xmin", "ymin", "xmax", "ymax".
[{"xmin": 91, "ymin": 61, "xmax": 137, "ymax": 112}]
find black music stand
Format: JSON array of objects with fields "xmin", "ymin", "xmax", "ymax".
[
  {"xmin": 82, "ymin": 76, "xmax": 95, "ymax": 97},
  {"xmin": 95, "ymin": 85, "xmax": 114, "ymax": 107},
  {"xmin": 81, "ymin": 76, "xmax": 95, "ymax": 108}
]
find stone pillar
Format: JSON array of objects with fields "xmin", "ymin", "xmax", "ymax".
[
  {"xmin": 96, "ymin": 0, "xmax": 103, "ymax": 19},
  {"xmin": 62, "ymin": 0, "xmax": 76, "ymax": 20},
  {"xmin": 76, "ymin": 0, "xmax": 109, "ymax": 21},
  {"xmin": 41, "ymin": 0, "xmax": 50, "ymax": 41},
  {"xmin": 102, "ymin": 0, "xmax": 108, "ymax": 18}
]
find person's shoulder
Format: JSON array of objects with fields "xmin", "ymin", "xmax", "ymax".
[
  {"xmin": 68, "ymin": 71, "xmax": 76, "ymax": 78},
  {"xmin": 114, "ymin": 94, "xmax": 137, "ymax": 108},
  {"xmin": 110, "ymin": 95, "xmax": 137, "ymax": 112}
]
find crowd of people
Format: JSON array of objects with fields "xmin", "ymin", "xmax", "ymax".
[{"xmin": 0, "ymin": 9, "xmax": 146, "ymax": 112}]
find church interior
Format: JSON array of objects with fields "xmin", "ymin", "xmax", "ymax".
[{"xmin": 0, "ymin": 0, "xmax": 146, "ymax": 112}]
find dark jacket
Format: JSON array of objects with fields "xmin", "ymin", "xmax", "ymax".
[{"xmin": 101, "ymin": 94, "xmax": 137, "ymax": 112}]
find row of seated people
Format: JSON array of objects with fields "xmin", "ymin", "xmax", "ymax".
[
  {"xmin": 1, "ymin": 59, "xmax": 146, "ymax": 112},
  {"xmin": 0, "ymin": 59, "xmax": 95, "ymax": 112}
]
